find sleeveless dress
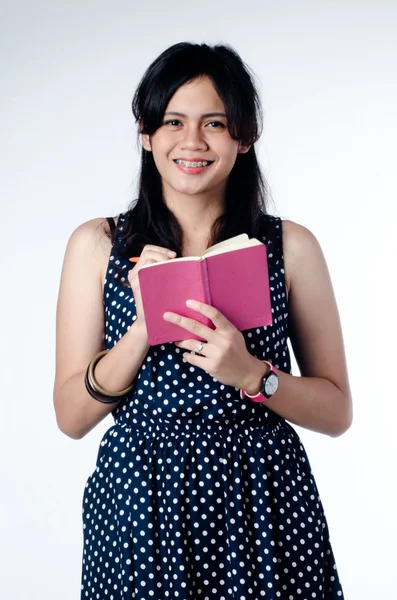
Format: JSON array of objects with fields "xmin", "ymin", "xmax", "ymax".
[{"xmin": 81, "ymin": 213, "xmax": 344, "ymax": 600}]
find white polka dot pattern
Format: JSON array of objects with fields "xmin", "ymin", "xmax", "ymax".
[{"xmin": 81, "ymin": 214, "xmax": 344, "ymax": 599}]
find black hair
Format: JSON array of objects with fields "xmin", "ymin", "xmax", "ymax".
[{"xmin": 109, "ymin": 42, "xmax": 277, "ymax": 261}]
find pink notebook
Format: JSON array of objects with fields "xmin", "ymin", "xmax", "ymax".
[{"xmin": 137, "ymin": 234, "xmax": 273, "ymax": 345}]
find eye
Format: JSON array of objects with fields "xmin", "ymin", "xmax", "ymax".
[
  {"xmin": 206, "ymin": 121, "xmax": 226, "ymax": 128},
  {"xmin": 163, "ymin": 119, "xmax": 182, "ymax": 127}
]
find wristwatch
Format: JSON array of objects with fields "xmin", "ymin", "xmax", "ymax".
[{"xmin": 240, "ymin": 361, "xmax": 279, "ymax": 403}]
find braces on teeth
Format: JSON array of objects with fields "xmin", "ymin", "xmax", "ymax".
[{"xmin": 175, "ymin": 160, "xmax": 210, "ymax": 167}]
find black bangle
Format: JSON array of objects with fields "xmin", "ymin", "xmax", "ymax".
[{"xmin": 84, "ymin": 368, "xmax": 121, "ymax": 404}]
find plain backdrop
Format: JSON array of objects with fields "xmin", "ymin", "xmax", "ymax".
[{"xmin": 1, "ymin": 0, "xmax": 396, "ymax": 598}]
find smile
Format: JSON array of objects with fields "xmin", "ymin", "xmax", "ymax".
[{"xmin": 174, "ymin": 159, "xmax": 213, "ymax": 168}]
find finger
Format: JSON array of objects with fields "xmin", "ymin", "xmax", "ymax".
[
  {"xmin": 164, "ymin": 311, "xmax": 216, "ymax": 342},
  {"xmin": 181, "ymin": 350, "xmax": 208, "ymax": 370},
  {"xmin": 142, "ymin": 245, "xmax": 176, "ymax": 258},
  {"xmin": 175, "ymin": 340, "xmax": 209, "ymax": 356},
  {"xmin": 185, "ymin": 299, "xmax": 235, "ymax": 332},
  {"xmin": 128, "ymin": 258, "xmax": 156, "ymax": 277},
  {"xmin": 128, "ymin": 258, "xmax": 159, "ymax": 291},
  {"xmin": 138, "ymin": 249, "xmax": 176, "ymax": 263},
  {"xmin": 129, "ymin": 251, "xmax": 174, "ymax": 276}
]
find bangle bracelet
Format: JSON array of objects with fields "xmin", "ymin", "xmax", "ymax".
[
  {"xmin": 88, "ymin": 350, "xmax": 135, "ymax": 396},
  {"xmin": 84, "ymin": 369, "xmax": 120, "ymax": 404},
  {"xmin": 84, "ymin": 349, "xmax": 135, "ymax": 404}
]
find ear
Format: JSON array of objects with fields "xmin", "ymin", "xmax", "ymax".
[
  {"xmin": 142, "ymin": 134, "xmax": 152, "ymax": 152},
  {"xmin": 237, "ymin": 142, "xmax": 251, "ymax": 155}
]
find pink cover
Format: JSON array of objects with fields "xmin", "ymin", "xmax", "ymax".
[
  {"xmin": 138, "ymin": 259, "xmax": 213, "ymax": 345},
  {"xmin": 205, "ymin": 244, "xmax": 272, "ymax": 330},
  {"xmin": 138, "ymin": 243, "xmax": 272, "ymax": 346}
]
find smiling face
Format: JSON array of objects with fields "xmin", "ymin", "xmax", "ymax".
[{"xmin": 142, "ymin": 76, "xmax": 250, "ymax": 204}]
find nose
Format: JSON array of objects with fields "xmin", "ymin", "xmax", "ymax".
[{"xmin": 180, "ymin": 124, "xmax": 208, "ymax": 151}]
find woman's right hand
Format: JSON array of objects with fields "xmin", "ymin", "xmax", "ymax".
[{"xmin": 128, "ymin": 244, "xmax": 177, "ymax": 332}]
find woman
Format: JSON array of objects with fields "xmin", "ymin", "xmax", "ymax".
[{"xmin": 54, "ymin": 42, "xmax": 352, "ymax": 599}]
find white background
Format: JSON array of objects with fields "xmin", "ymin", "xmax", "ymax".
[{"xmin": 1, "ymin": 0, "xmax": 396, "ymax": 598}]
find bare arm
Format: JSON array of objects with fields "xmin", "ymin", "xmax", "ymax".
[
  {"xmin": 244, "ymin": 220, "xmax": 352, "ymax": 437},
  {"xmin": 53, "ymin": 218, "xmax": 150, "ymax": 439},
  {"xmin": 53, "ymin": 218, "xmax": 177, "ymax": 439}
]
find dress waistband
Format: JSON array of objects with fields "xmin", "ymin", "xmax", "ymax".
[{"xmin": 109, "ymin": 414, "xmax": 285, "ymax": 442}]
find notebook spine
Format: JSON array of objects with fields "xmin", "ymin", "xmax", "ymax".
[{"xmin": 200, "ymin": 260, "xmax": 212, "ymax": 306}]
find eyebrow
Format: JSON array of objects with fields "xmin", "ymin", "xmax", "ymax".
[{"xmin": 164, "ymin": 111, "xmax": 227, "ymax": 118}]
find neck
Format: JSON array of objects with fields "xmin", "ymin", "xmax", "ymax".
[{"xmin": 163, "ymin": 184, "xmax": 226, "ymax": 246}]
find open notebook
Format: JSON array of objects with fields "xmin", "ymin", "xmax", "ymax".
[{"xmin": 137, "ymin": 234, "xmax": 273, "ymax": 345}]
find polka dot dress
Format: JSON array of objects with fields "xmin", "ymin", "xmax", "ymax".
[{"xmin": 81, "ymin": 213, "xmax": 344, "ymax": 599}]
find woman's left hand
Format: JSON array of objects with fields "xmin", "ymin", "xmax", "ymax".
[{"xmin": 163, "ymin": 299, "xmax": 260, "ymax": 390}]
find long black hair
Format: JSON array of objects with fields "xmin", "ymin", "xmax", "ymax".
[{"xmin": 110, "ymin": 42, "xmax": 276, "ymax": 259}]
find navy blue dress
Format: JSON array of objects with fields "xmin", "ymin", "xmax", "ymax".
[{"xmin": 81, "ymin": 213, "xmax": 344, "ymax": 599}]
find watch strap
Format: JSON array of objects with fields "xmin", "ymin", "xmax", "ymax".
[{"xmin": 240, "ymin": 361, "xmax": 279, "ymax": 402}]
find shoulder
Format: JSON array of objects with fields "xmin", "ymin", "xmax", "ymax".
[
  {"xmin": 66, "ymin": 217, "xmax": 110, "ymax": 256},
  {"xmin": 280, "ymin": 219, "xmax": 325, "ymax": 294},
  {"xmin": 68, "ymin": 216, "xmax": 119, "ymax": 242},
  {"xmin": 281, "ymin": 219, "xmax": 321, "ymax": 258},
  {"xmin": 65, "ymin": 216, "xmax": 119, "ymax": 286}
]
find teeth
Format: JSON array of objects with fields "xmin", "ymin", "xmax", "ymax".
[{"xmin": 175, "ymin": 160, "xmax": 210, "ymax": 167}]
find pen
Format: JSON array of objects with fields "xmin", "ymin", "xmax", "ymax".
[{"xmin": 129, "ymin": 255, "xmax": 177, "ymax": 263}]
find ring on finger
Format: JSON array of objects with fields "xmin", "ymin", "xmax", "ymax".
[{"xmin": 196, "ymin": 342, "xmax": 204, "ymax": 354}]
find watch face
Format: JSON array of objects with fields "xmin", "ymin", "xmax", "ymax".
[{"xmin": 264, "ymin": 373, "xmax": 279, "ymax": 397}]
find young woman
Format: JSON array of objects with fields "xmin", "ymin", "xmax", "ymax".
[{"xmin": 54, "ymin": 42, "xmax": 352, "ymax": 600}]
